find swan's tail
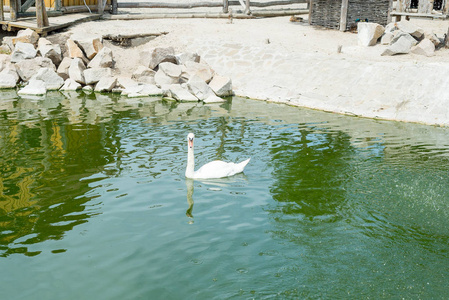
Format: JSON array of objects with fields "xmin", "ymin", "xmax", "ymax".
[{"xmin": 237, "ymin": 158, "xmax": 251, "ymax": 173}]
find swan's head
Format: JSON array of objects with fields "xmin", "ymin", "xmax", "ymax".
[{"xmin": 187, "ymin": 133, "xmax": 195, "ymax": 149}]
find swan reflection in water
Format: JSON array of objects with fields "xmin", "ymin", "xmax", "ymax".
[
  {"xmin": 186, "ymin": 178, "xmax": 194, "ymax": 223},
  {"xmin": 185, "ymin": 175, "xmax": 249, "ymax": 224}
]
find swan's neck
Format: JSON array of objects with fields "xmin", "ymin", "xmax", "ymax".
[{"xmin": 185, "ymin": 145, "xmax": 195, "ymax": 178}]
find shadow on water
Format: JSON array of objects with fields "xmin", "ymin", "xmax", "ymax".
[{"xmin": 0, "ymin": 90, "xmax": 228, "ymax": 257}]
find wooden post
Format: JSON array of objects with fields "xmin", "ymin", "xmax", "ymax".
[
  {"xmin": 308, "ymin": 0, "xmax": 312, "ymax": 24},
  {"xmin": 244, "ymin": 0, "xmax": 250, "ymax": 14},
  {"xmin": 387, "ymin": 0, "xmax": 393, "ymax": 21},
  {"xmin": 10, "ymin": 0, "xmax": 18, "ymax": 21},
  {"xmin": 36, "ymin": 0, "xmax": 49, "ymax": 28},
  {"xmin": 444, "ymin": 0, "xmax": 449, "ymax": 13},
  {"xmin": 111, "ymin": 0, "xmax": 118, "ymax": 14},
  {"xmin": 55, "ymin": 0, "xmax": 61, "ymax": 11},
  {"xmin": 0, "ymin": 0, "xmax": 4, "ymax": 21},
  {"xmin": 223, "ymin": 0, "xmax": 228, "ymax": 13},
  {"xmin": 97, "ymin": 0, "xmax": 104, "ymax": 14},
  {"xmin": 339, "ymin": 0, "xmax": 348, "ymax": 31}
]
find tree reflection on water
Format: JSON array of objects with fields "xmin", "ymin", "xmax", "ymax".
[{"xmin": 0, "ymin": 91, "xmax": 216, "ymax": 256}]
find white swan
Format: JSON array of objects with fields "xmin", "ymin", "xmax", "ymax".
[{"xmin": 185, "ymin": 133, "xmax": 250, "ymax": 179}]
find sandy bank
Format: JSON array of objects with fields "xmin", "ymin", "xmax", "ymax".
[{"xmin": 57, "ymin": 16, "xmax": 449, "ymax": 126}]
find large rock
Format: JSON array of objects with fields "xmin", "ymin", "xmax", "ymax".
[
  {"xmin": 88, "ymin": 47, "xmax": 114, "ymax": 68},
  {"xmin": 18, "ymin": 79, "xmax": 46, "ymax": 95},
  {"xmin": 381, "ymin": 32, "xmax": 394, "ymax": 45},
  {"xmin": 175, "ymin": 52, "xmax": 200, "ymax": 65},
  {"xmin": 0, "ymin": 66, "xmax": 19, "ymax": 89},
  {"xmin": 381, "ymin": 36, "xmax": 414, "ymax": 56},
  {"xmin": 57, "ymin": 57, "xmax": 72, "ymax": 80},
  {"xmin": 424, "ymin": 31, "xmax": 441, "ymax": 47},
  {"xmin": 11, "ymin": 42, "xmax": 37, "ymax": 63},
  {"xmin": 60, "ymin": 78, "xmax": 82, "ymax": 91},
  {"xmin": 84, "ymin": 68, "xmax": 112, "ymax": 85},
  {"xmin": 411, "ymin": 38, "xmax": 435, "ymax": 57},
  {"xmin": 209, "ymin": 75, "xmax": 233, "ymax": 97},
  {"xmin": 0, "ymin": 54, "xmax": 11, "ymax": 72},
  {"xmin": 70, "ymin": 33, "xmax": 103, "ymax": 59},
  {"xmin": 66, "ymin": 39, "xmax": 86, "ymax": 60},
  {"xmin": 2, "ymin": 37, "xmax": 14, "ymax": 52},
  {"xmin": 154, "ymin": 67, "xmax": 180, "ymax": 86},
  {"xmin": 397, "ymin": 21, "xmax": 424, "ymax": 40},
  {"xmin": 357, "ymin": 22, "xmax": 385, "ymax": 47},
  {"xmin": 12, "ymin": 28, "xmax": 39, "ymax": 45},
  {"xmin": 159, "ymin": 62, "xmax": 182, "ymax": 78},
  {"xmin": 203, "ymin": 94, "xmax": 226, "ymax": 103},
  {"xmin": 16, "ymin": 57, "xmax": 55, "ymax": 81},
  {"xmin": 140, "ymin": 47, "xmax": 177, "ymax": 70},
  {"xmin": 122, "ymin": 83, "xmax": 162, "ymax": 97},
  {"xmin": 186, "ymin": 75, "xmax": 214, "ymax": 100},
  {"xmin": 31, "ymin": 67, "xmax": 64, "ymax": 90},
  {"xmin": 132, "ymin": 66, "xmax": 156, "ymax": 84},
  {"xmin": 116, "ymin": 77, "xmax": 139, "ymax": 90},
  {"xmin": 37, "ymin": 38, "xmax": 62, "ymax": 66},
  {"xmin": 183, "ymin": 61, "xmax": 215, "ymax": 83},
  {"xmin": 69, "ymin": 57, "xmax": 86, "ymax": 84},
  {"xmin": 391, "ymin": 31, "xmax": 418, "ymax": 46},
  {"xmin": 166, "ymin": 84, "xmax": 198, "ymax": 102},
  {"xmin": 94, "ymin": 76, "xmax": 117, "ymax": 92}
]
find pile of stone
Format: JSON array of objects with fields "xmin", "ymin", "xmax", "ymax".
[
  {"xmin": 0, "ymin": 28, "xmax": 232, "ymax": 103},
  {"xmin": 357, "ymin": 20, "xmax": 441, "ymax": 57}
]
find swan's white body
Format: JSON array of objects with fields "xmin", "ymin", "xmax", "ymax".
[{"xmin": 185, "ymin": 133, "xmax": 250, "ymax": 179}]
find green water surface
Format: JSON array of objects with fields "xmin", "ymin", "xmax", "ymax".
[{"xmin": 1, "ymin": 91, "xmax": 449, "ymax": 299}]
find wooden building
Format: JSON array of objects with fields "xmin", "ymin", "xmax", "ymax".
[{"xmin": 309, "ymin": 0, "xmax": 392, "ymax": 31}]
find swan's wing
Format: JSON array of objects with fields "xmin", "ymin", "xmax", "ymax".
[{"xmin": 194, "ymin": 159, "xmax": 249, "ymax": 179}]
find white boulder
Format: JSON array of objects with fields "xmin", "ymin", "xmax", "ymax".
[
  {"xmin": 57, "ymin": 57, "xmax": 72, "ymax": 80},
  {"xmin": 11, "ymin": 42, "xmax": 37, "ymax": 63},
  {"xmin": 397, "ymin": 20, "xmax": 425, "ymax": 40},
  {"xmin": 140, "ymin": 47, "xmax": 176, "ymax": 70},
  {"xmin": 37, "ymin": 38, "xmax": 62, "ymax": 66},
  {"xmin": 166, "ymin": 84, "xmax": 198, "ymax": 102},
  {"xmin": 94, "ymin": 76, "xmax": 117, "ymax": 92},
  {"xmin": 70, "ymin": 33, "xmax": 103, "ymax": 59},
  {"xmin": 18, "ymin": 79, "xmax": 47, "ymax": 95},
  {"xmin": 186, "ymin": 75, "xmax": 214, "ymax": 100},
  {"xmin": 357, "ymin": 22, "xmax": 385, "ymax": 47},
  {"xmin": 16, "ymin": 57, "xmax": 55, "ymax": 81},
  {"xmin": 209, "ymin": 75, "xmax": 233, "ymax": 96},
  {"xmin": 411, "ymin": 38, "xmax": 435, "ymax": 57},
  {"xmin": 60, "ymin": 78, "xmax": 82, "ymax": 91},
  {"xmin": 381, "ymin": 36, "xmax": 414, "ymax": 56},
  {"xmin": 31, "ymin": 67, "xmax": 64, "ymax": 90},
  {"xmin": 88, "ymin": 47, "xmax": 114, "ymax": 68},
  {"xmin": 69, "ymin": 57, "xmax": 86, "ymax": 84},
  {"xmin": 12, "ymin": 28, "xmax": 39, "ymax": 45},
  {"xmin": 84, "ymin": 68, "xmax": 112, "ymax": 85}
]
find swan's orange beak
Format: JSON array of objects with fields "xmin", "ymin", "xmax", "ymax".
[{"xmin": 188, "ymin": 138, "xmax": 193, "ymax": 148}]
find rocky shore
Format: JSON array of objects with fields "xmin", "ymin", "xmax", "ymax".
[
  {"xmin": 0, "ymin": 28, "xmax": 233, "ymax": 103},
  {"xmin": 1, "ymin": 16, "xmax": 449, "ymax": 126}
]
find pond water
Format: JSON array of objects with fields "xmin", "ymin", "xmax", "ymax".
[{"xmin": 1, "ymin": 91, "xmax": 449, "ymax": 299}]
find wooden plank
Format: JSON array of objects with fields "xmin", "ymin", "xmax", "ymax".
[
  {"xmin": 0, "ymin": 0, "xmax": 4, "ymax": 21},
  {"xmin": 111, "ymin": 0, "xmax": 117, "ymax": 14},
  {"xmin": 20, "ymin": 0, "xmax": 35, "ymax": 12},
  {"xmin": 308, "ymin": 0, "xmax": 312, "ymax": 24},
  {"xmin": 97, "ymin": 0, "xmax": 103, "ymax": 14},
  {"xmin": 118, "ymin": 0, "xmax": 307, "ymax": 9},
  {"xmin": 223, "ymin": 0, "xmax": 228, "ymax": 13},
  {"xmin": 339, "ymin": 0, "xmax": 348, "ymax": 31},
  {"xmin": 103, "ymin": 9, "xmax": 308, "ymax": 20},
  {"xmin": 390, "ymin": 11, "xmax": 446, "ymax": 18},
  {"xmin": 10, "ymin": 0, "xmax": 18, "ymax": 21}
]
